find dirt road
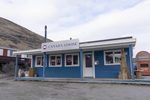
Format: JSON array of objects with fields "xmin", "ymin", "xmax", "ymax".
[{"xmin": 0, "ymin": 77, "xmax": 150, "ymax": 100}]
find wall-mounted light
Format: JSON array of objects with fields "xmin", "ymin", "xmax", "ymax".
[{"xmin": 94, "ymin": 61, "xmax": 99, "ymax": 65}]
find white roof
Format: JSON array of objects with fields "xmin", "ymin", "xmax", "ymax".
[
  {"xmin": 13, "ymin": 37, "xmax": 136, "ymax": 55},
  {"xmin": 0, "ymin": 46, "xmax": 20, "ymax": 51}
]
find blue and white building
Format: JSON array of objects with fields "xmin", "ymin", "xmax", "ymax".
[{"xmin": 14, "ymin": 36, "xmax": 136, "ymax": 79}]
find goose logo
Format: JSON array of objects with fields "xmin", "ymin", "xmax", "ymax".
[{"xmin": 43, "ymin": 45, "xmax": 47, "ymax": 50}]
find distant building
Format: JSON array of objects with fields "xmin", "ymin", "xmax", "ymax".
[
  {"xmin": 0, "ymin": 46, "xmax": 31, "ymax": 71},
  {"xmin": 136, "ymin": 51, "xmax": 150, "ymax": 75}
]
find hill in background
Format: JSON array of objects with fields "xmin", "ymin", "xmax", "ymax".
[{"xmin": 0, "ymin": 17, "xmax": 52, "ymax": 50}]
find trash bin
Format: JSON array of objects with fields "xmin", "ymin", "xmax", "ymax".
[{"xmin": 134, "ymin": 70, "xmax": 142, "ymax": 78}]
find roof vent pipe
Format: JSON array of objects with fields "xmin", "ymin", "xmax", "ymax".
[{"xmin": 45, "ymin": 25, "xmax": 47, "ymax": 43}]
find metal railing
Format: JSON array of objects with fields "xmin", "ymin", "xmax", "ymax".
[{"xmin": 0, "ymin": 56, "xmax": 30, "ymax": 64}]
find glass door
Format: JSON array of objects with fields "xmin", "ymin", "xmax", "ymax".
[{"xmin": 84, "ymin": 54, "xmax": 93, "ymax": 77}]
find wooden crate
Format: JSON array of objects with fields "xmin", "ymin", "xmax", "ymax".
[{"xmin": 29, "ymin": 68, "xmax": 36, "ymax": 77}]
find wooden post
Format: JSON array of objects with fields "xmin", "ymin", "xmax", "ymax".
[{"xmin": 118, "ymin": 48, "xmax": 131, "ymax": 79}]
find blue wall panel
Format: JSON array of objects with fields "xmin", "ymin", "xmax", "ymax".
[
  {"xmin": 32, "ymin": 48, "xmax": 131, "ymax": 78},
  {"xmin": 95, "ymin": 48, "xmax": 131, "ymax": 78},
  {"xmin": 34, "ymin": 53, "xmax": 80, "ymax": 78},
  {"xmin": 45, "ymin": 67, "xmax": 80, "ymax": 78}
]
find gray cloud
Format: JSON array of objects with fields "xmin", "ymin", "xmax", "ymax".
[{"xmin": 0, "ymin": 0, "xmax": 149, "ymax": 57}]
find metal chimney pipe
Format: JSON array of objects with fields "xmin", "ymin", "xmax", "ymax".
[{"xmin": 45, "ymin": 25, "xmax": 47, "ymax": 43}]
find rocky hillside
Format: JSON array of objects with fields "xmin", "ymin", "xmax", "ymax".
[{"xmin": 0, "ymin": 17, "xmax": 52, "ymax": 50}]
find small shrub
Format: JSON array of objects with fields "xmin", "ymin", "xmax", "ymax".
[
  {"xmin": 19, "ymin": 62, "xmax": 30, "ymax": 71},
  {"xmin": 2, "ymin": 62, "xmax": 30, "ymax": 76},
  {"xmin": 2, "ymin": 62, "xmax": 16, "ymax": 76}
]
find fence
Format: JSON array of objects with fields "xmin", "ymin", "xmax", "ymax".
[{"xmin": 0, "ymin": 56, "xmax": 30, "ymax": 64}]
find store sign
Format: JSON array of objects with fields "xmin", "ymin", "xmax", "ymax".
[{"xmin": 41, "ymin": 39, "xmax": 79, "ymax": 52}]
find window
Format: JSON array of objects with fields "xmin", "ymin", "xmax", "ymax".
[
  {"xmin": 49, "ymin": 55, "xmax": 62, "ymax": 67},
  {"xmin": 85, "ymin": 54, "xmax": 92, "ymax": 68},
  {"xmin": 21, "ymin": 54, "xmax": 31, "ymax": 58},
  {"xmin": 114, "ymin": 52, "xmax": 121, "ymax": 63},
  {"xmin": 0, "ymin": 49, "xmax": 3, "ymax": 56},
  {"xmin": 140, "ymin": 64, "xmax": 149, "ymax": 67},
  {"xmin": 35, "ymin": 56, "xmax": 47, "ymax": 67},
  {"xmin": 27, "ymin": 55, "xmax": 32, "ymax": 58},
  {"xmin": 104, "ymin": 50, "xmax": 121, "ymax": 65},
  {"xmin": 65, "ymin": 53, "xmax": 79, "ymax": 66},
  {"xmin": 21, "ymin": 54, "xmax": 27, "ymax": 58},
  {"xmin": 7, "ymin": 50, "xmax": 11, "ymax": 56},
  {"xmin": 7, "ymin": 50, "xmax": 15, "ymax": 57}
]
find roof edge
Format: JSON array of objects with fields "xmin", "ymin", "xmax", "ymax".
[{"xmin": 80, "ymin": 36, "xmax": 133, "ymax": 44}]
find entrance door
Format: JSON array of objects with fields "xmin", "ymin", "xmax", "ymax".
[{"xmin": 83, "ymin": 53, "xmax": 93, "ymax": 77}]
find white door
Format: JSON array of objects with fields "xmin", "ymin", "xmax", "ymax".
[{"xmin": 83, "ymin": 53, "xmax": 93, "ymax": 77}]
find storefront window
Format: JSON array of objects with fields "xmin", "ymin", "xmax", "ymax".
[
  {"xmin": 56, "ymin": 56, "xmax": 61, "ymax": 65},
  {"xmin": 73, "ymin": 55, "xmax": 78, "ymax": 65},
  {"xmin": 36, "ymin": 56, "xmax": 46, "ymax": 67},
  {"xmin": 66, "ymin": 55, "xmax": 72, "ymax": 65},
  {"xmin": 104, "ymin": 50, "xmax": 121, "ymax": 65},
  {"xmin": 37, "ymin": 57, "xmax": 42, "ymax": 65},
  {"xmin": 105, "ymin": 52, "xmax": 113, "ymax": 64},
  {"xmin": 114, "ymin": 52, "xmax": 121, "ymax": 63},
  {"xmin": 49, "ymin": 55, "xmax": 62, "ymax": 67},
  {"xmin": 65, "ymin": 54, "xmax": 79, "ymax": 66},
  {"xmin": 50, "ymin": 56, "xmax": 55, "ymax": 66}
]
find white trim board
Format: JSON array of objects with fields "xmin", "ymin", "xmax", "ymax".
[{"xmin": 13, "ymin": 37, "xmax": 136, "ymax": 55}]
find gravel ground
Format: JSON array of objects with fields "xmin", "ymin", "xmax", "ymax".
[{"xmin": 0, "ymin": 77, "xmax": 150, "ymax": 100}]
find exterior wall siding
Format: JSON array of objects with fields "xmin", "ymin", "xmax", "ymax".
[
  {"xmin": 32, "ymin": 48, "xmax": 131, "ymax": 78},
  {"xmin": 95, "ymin": 48, "xmax": 131, "ymax": 78},
  {"xmin": 33, "ymin": 54, "xmax": 80, "ymax": 78}
]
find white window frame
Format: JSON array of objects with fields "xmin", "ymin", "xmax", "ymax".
[
  {"xmin": 21, "ymin": 54, "xmax": 27, "ymax": 58},
  {"xmin": 65, "ymin": 53, "xmax": 79, "ymax": 67},
  {"xmin": 49, "ymin": 55, "xmax": 62, "ymax": 67},
  {"xmin": 35, "ymin": 56, "xmax": 47, "ymax": 67},
  {"xmin": 7, "ymin": 50, "xmax": 15, "ymax": 57},
  {"xmin": 7, "ymin": 50, "xmax": 10, "ymax": 56},
  {"xmin": 27, "ymin": 55, "xmax": 32, "ymax": 58},
  {"xmin": 0, "ymin": 49, "xmax": 3, "ymax": 56},
  {"xmin": 104, "ymin": 50, "xmax": 121, "ymax": 65}
]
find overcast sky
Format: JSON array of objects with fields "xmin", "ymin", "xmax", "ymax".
[{"xmin": 0, "ymin": 0, "xmax": 150, "ymax": 57}]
